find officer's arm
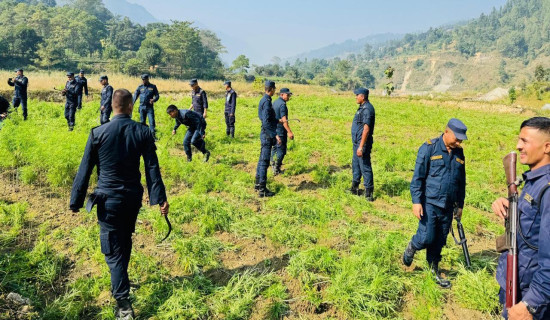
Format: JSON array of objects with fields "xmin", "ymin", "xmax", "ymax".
[
  {"xmin": 7, "ymin": 79, "xmax": 14, "ymax": 86},
  {"xmin": 142, "ymin": 131, "xmax": 167, "ymax": 205},
  {"xmin": 133, "ymin": 88, "xmax": 140, "ymax": 105},
  {"xmin": 153, "ymin": 86, "xmax": 159, "ymax": 102},
  {"xmin": 230, "ymin": 92, "xmax": 237, "ymax": 114},
  {"xmin": 522, "ymin": 189, "xmax": 550, "ymax": 314},
  {"xmin": 410, "ymin": 144, "xmax": 429, "ymax": 204},
  {"xmin": 105, "ymin": 86, "xmax": 113, "ymax": 109},
  {"xmin": 260, "ymin": 102, "xmax": 276, "ymax": 138},
  {"xmin": 202, "ymin": 91, "xmax": 208, "ymax": 110},
  {"xmin": 84, "ymin": 80, "xmax": 88, "ymax": 96},
  {"xmin": 69, "ymin": 131, "xmax": 98, "ymax": 211},
  {"xmin": 21, "ymin": 77, "xmax": 28, "ymax": 88},
  {"xmin": 359, "ymin": 125, "xmax": 370, "ymax": 149},
  {"xmin": 173, "ymin": 115, "xmax": 182, "ymax": 132},
  {"xmin": 458, "ymin": 154, "xmax": 466, "ymax": 208},
  {"xmin": 281, "ymin": 106, "xmax": 292, "ymax": 133}
]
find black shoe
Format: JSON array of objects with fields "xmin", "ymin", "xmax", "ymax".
[
  {"xmin": 68, "ymin": 126, "xmax": 74, "ymax": 131},
  {"xmin": 23, "ymin": 116, "xmax": 27, "ymax": 121},
  {"xmin": 258, "ymin": 186, "xmax": 275, "ymax": 197},
  {"xmin": 431, "ymin": 264, "xmax": 451, "ymax": 288},
  {"xmin": 204, "ymin": 151, "xmax": 211, "ymax": 163},
  {"xmin": 187, "ymin": 156, "xmax": 192, "ymax": 162},
  {"xmin": 116, "ymin": 299, "xmax": 135, "ymax": 320},
  {"xmin": 365, "ymin": 189, "xmax": 374, "ymax": 202},
  {"xmin": 402, "ymin": 241, "xmax": 416, "ymax": 267},
  {"xmin": 349, "ymin": 182, "xmax": 360, "ymax": 195}
]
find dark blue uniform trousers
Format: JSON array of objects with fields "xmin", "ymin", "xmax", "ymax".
[
  {"xmin": 139, "ymin": 106, "xmax": 156, "ymax": 134},
  {"xmin": 183, "ymin": 129, "xmax": 207, "ymax": 158},
  {"xmin": 100, "ymin": 108, "xmax": 112, "ymax": 125},
  {"xmin": 65, "ymin": 102, "xmax": 77, "ymax": 126},
  {"xmin": 97, "ymin": 196, "xmax": 140, "ymax": 301},
  {"xmin": 352, "ymin": 142, "xmax": 374, "ymax": 190},
  {"xmin": 77, "ymin": 94, "xmax": 84, "ymax": 109},
  {"xmin": 410, "ymin": 202, "xmax": 453, "ymax": 265},
  {"xmin": 256, "ymin": 132, "xmax": 277, "ymax": 185},
  {"xmin": 13, "ymin": 96, "xmax": 27, "ymax": 118},
  {"xmin": 224, "ymin": 112, "xmax": 235, "ymax": 136},
  {"xmin": 271, "ymin": 135, "xmax": 287, "ymax": 167}
]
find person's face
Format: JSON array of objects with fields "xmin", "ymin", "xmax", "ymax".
[
  {"xmin": 100, "ymin": 79, "xmax": 107, "ymax": 86},
  {"xmin": 68, "ymin": 75, "xmax": 74, "ymax": 81},
  {"xmin": 517, "ymin": 127, "xmax": 550, "ymax": 168},
  {"xmin": 267, "ymin": 87, "xmax": 276, "ymax": 96},
  {"xmin": 16, "ymin": 71, "xmax": 22, "ymax": 77},
  {"xmin": 443, "ymin": 129, "xmax": 463, "ymax": 149},
  {"xmin": 225, "ymin": 84, "xmax": 231, "ymax": 91},
  {"xmin": 281, "ymin": 93, "xmax": 291, "ymax": 102},
  {"xmin": 168, "ymin": 110, "xmax": 178, "ymax": 118},
  {"xmin": 191, "ymin": 83, "xmax": 198, "ymax": 91},
  {"xmin": 356, "ymin": 94, "xmax": 365, "ymax": 104},
  {"xmin": 80, "ymin": 72, "xmax": 84, "ymax": 77}
]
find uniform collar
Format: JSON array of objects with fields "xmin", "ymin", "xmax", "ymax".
[
  {"xmin": 263, "ymin": 93, "xmax": 272, "ymax": 100},
  {"xmin": 438, "ymin": 134, "xmax": 447, "ymax": 152},
  {"xmin": 523, "ymin": 163, "xmax": 550, "ymax": 182},
  {"xmin": 193, "ymin": 87, "xmax": 201, "ymax": 93},
  {"xmin": 111, "ymin": 114, "xmax": 130, "ymax": 120}
]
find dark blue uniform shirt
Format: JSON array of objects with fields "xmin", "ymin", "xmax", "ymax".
[
  {"xmin": 191, "ymin": 88, "xmax": 208, "ymax": 115},
  {"xmin": 75, "ymin": 75, "xmax": 88, "ymax": 96},
  {"xmin": 410, "ymin": 135, "xmax": 466, "ymax": 208},
  {"xmin": 258, "ymin": 94, "xmax": 278, "ymax": 139},
  {"xmin": 351, "ymin": 101, "xmax": 375, "ymax": 144},
  {"xmin": 133, "ymin": 83, "xmax": 159, "ymax": 108},
  {"xmin": 273, "ymin": 97, "xmax": 288, "ymax": 137},
  {"xmin": 225, "ymin": 89, "xmax": 237, "ymax": 114},
  {"xmin": 70, "ymin": 114, "xmax": 167, "ymax": 210},
  {"xmin": 497, "ymin": 164, "xmax": 550, "ymax": 317},
  {"xmin": 7, "ymin": 76, "xmax": 28, "ymax": 98},
  {"xmin": 173, "ymin": 109, "xmax": 205, "ymax": 132},
  {"xmin": 65, "ymin": 79, "xmax": 82, "ymax": 103},
  {"xmin": 101, "ymin": 85, "xmax": 113, "ymax": 110}
]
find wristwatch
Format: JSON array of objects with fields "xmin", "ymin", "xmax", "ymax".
[{"xmin": 522, "ymin": 301, "xmax": 537, "ymax": 315}]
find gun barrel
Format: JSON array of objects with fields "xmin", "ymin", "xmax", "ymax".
[{"xmin": 456, "ymin": 221, "xmax": 472, "ymax": 267}]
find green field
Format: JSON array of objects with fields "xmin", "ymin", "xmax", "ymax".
[{"xmin": 0, "ymin": 89, "xmax": 538, "ymax": 319}]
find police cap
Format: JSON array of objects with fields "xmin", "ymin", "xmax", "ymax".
[
  {"xmin": 79, "ymin": 69, "xmax": 85, "ymax": 74},
  {"xmin": 447, "ymin": 118, "xmax": 468, "ymax": 140},
  {"xmin": 280, "ymin": 88, "xmax": 292, "ymax": 95},
  {"xmin": 189, "ymin": 79, "xmax": 198, "ymax": 86},
  {"xmin": 141, "ymin": 74, "xmax": 149, "ymax": 80},
  {"xmin": 354, "ymin": 88, "xmax": 369, "ymax": 96},
  {"xmin": 14, "ymin": 68, "xmax": 23, "ymax": 73},
  {"xmin": 66, "ymin": 72, "xmax": 74, "ymax": 77},
  {"xmin": 223, "ymin": 80, "xmax": 231, "ymax": 86},
  {"xmin": 265, "ymin": 80, "xmax": 276, "ymax": 89},
  {"xmin": 99, "ymin": 75, "xmax": 108, "ymax": 81}
]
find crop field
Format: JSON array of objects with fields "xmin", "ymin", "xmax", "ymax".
[{"xmin": 0, "ymin": 78, "xmax": 546, "ymax": 319}]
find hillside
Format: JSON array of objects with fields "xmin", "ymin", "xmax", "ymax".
[{"xmin": 102, "ymin": 0, "xmax": 159, "ymax": 25}]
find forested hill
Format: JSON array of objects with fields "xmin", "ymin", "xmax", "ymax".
[{"xmin": 0, "ymin": 0, "xmax": 225, "ymax": 79}]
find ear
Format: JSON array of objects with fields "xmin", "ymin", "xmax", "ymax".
[{"xmin": 544, "ymin": 141, "xmax": 550, "ymax": 155}]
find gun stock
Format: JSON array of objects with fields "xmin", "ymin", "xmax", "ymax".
[{"xmin": 502, "ymin": 152, "xmax": 519, "ymax": 308}]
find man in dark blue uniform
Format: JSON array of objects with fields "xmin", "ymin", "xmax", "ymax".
[
  {"xmin": 271, "ymin": 88, "xmax": 295, "ymax": 175},
  {"xmin": 403, "ymin": 118, "xmax": 467, "ymax": 288},
  {"xmin": 70, "ymin": 89, "xmax": 169, "ymax": 320},
  {"xmin": 255, "ymin": 80, "xmax": 281, "ymax": 197},
  {"xmin": 75, "ymin": 69, "xmax": 89, "ymax": 110},
  {"xmin": 492, "ymin": 117, "xmax": 550, "ymax": 320},
  {"xmin": 62, "ymin": 72, "xmax": 82, "ymax": 131},
  {"xmin": 99, "ymin": 75, "xmax": 113, "ymax": 124},
  {"xmin": 350, "ymin": 88, "xmax": 375, "ymax": 201},
  {"xmin": 133, "ymin": 74, "xmax": 159, "ymax": 138},
  {"xmin": 7, "ymin": 68, "xmax": 28, "ymax": 120},
  {"xmin": 224, "ymin": 81, "xmax": 237, "ymax": 138},
  {"xmin": 189, "ymin": 79, "xmax": 208, "ymax": 119},
  {"xmin": 166, "ymin": 105, "xmax": 210, "ymax": 162}
]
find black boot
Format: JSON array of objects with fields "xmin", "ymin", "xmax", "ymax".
[
  {"xmin": 349, "ymin": 182, "xmax": 360, "ymax": 195},
  {"xmin": 116, "ymin": 298, "xmax": 135, "ymax": 320},
  {"xmin": 402, "ymin": 241, "xmax": 417, "ymax": 267},
  {"xmin": 365, "ymin": 189, "xmax": 374, "ymax": 202},
  {"xmin": 258, "ymin": 185, "xmax": 275, "ymax": 197},
  {"xmin": 186, "ymin": 156, "xmax": 192, "ymax": 162},
  {"xmin": 271, "ymin": 161, "xmax": 278, "ymax": 175},
  {"xmin": 274, "ymin": 165, "xmax": 283, "ymax": 175},
  {"xmin": 431, "ymin": 263, "xmax": 451, "ymax": 288},
  {"xmin": 254, "ymin": 177, "xmax": 261, "ymax": 191},
  {"xmin": 204, "ymin": 151, "xmax": 211, "ymax": 163}
]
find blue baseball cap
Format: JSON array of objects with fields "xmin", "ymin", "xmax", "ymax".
[
  {"xmin": 447, "ymin": 118, "xmax": 468, "ymax": 140},
  {"xmin": 66, "ymin": 72, "xmax": 74, "ymax": 77},
  {"xmin": 224, "ymin": 80, "xmax": 231, "ymax": 86},
  {"xmin": 141, "ymin": 74, "xmax": 149, "ymax": 80},
  {"xmin": 99, "ymin": 75, "xmax": 108, "ymax": 81},
  {"xmin": 14, "ymin": 68, "xmax": 23, "ymax": 72},
  {"xmin": 189, "ymin": 79, "xmax": 198, "ymax": 85},
  {"xmin": 265, "ymin": 80, "xmax": 276, "ymax": 89},
  {"xmin": 79, "ymin": 69, "xmax": 85, "ymax": 74},
  {"xmin": 354, "ymin": 88, "xmax": 369, "ymax": 96}
]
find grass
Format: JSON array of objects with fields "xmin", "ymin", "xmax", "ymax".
[{"xmin": 1, "ymin": 77, "xmax": 542, "ymax": 318}]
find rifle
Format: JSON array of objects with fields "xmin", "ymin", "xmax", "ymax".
[
  {"xmin": 450, "ymin": 204, "xmax": 471, "ymax": 268},
  {"xmin": 503, "ymin": 152, "xmax": 520, "ymax": 309}
]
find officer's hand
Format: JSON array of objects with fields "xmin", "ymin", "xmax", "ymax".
[
  {"xmin": 101, "ymin": 106, "xmax": 105, "ymax": 111},
  {"xmin": 357, "ymin": 148, "xmax": 363, "ymax": 157},
  {"xmin": 229, "ymin": 114, "xmax": 234, "ymax": 117},
  {"xmin": 508, "ymin": 302, "xmax": 533, "ymax": 320},
  {"xmin": 276, "ymin": 136, "xmax": 282, "ymax": 145},
  {"xmin": 160, "ymin": 201, "xmax": 169, "ymax": 216},
  {"xmin": 413, "ymin": 204, "xmax": 423, "ymax": 220},
  {"xmin": 203, "ymin": 113, "xmax": 207, "ymax": 119},
  {"xmin": 149, "ymin": 99, "xmax": 154, "ymax": 104},
  {"xmin": 492, "ymin": 197, "xmax": 509, "ymax": 220},
  {"xmin": 288, "ymin": 132, "xmax": 294, "ymax": 140},
  {"xmin": 455, "ymin": 208, "xmax": 463, "ymax": 219},
  {"xmin": 172, "ymin": 130, "xmax": 176, "ymax": 136}
]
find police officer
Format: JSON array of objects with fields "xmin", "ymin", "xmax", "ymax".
[
  {"xmin": 492, "ymin": 117, "xmax": 550, "ymax": 320},
  {"xmin": 62, "ymin": 72, "xmax": 82, "ymax": 131},
  {"xmin": 166, "ymin": 105, "xmax": 210, "ymax": 162},
  {"xmin": 133, "ymin": 74, "xmax": 159, "ymax": 138},
  {"xmin": 0, "ymin": 95, "xmax": 9, "ymax": 129},
  {"xmin": 402, "ymin": 119, "xmax": 467, "ymax": 288},
  {"xmin": 350, "ymin": 88, "xmax": 375, "ymax": 201},
  {"xmin": 271, "ymin": 88, "xmax": 295, "ymax": 175},
  {"xmin": 75, "ymin": 69, "xmax": 89, "ymax": 110},
  {"xmin": 224, "ymin": 81, "xmax": 237, "ymax": 138},
  {"xmin": 70, "ymin": 89, "xmax": 169, "ymax": 320},
  {"xmin": 99, "ymin": 75, "xmax": 113, "ymax": 124},
  {"xmin": 255, "ymin": 80, "xmax": 281, "ymax": 197},
  {"xmin": 7, "ymin": 68, "xmax": 28, "ymax": 120},
  {"xmin": 189, "ymin": 79, "xmax": 208, "ymax": 119}
]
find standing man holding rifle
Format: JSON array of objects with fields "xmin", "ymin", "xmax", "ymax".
[{"xmin": 493, "ymin": 117, "xmax": 550, "ymax": 320}]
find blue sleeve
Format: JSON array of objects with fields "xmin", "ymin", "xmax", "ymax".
[
  {"xmin": 260, "ymin": 101, "xmax": 276, "ymax": 138},
  {"xmin": 67, "ymin": 82, "xmax": 81, "ymax": 95},
  {"xmin": 7, "ymin": 79, "xmax": 14, "ymax": 87},
  {"xmin": 142, "ymin": 130, "xmax": 167, "ymax": 205},
  {"xmin": 153, "ymin": 85, "xmax": 159, "ymax": 102},
  {"xmin": 410, "ymin": 144, "xmax": 430, "ymax": 204},
  {"xmin": 84, "ymin": 79, "xmax": 88, "ymax": 95},
  {"xmin": 173, "ymin": 112, "xmax": 182, "ymax": 131},
  {"xmin": 230, "ymin": 92, "xmax": 236, "ymax": 114},
  {"xmin": 281, "ymin": 104, "xmax": 288, "ymax": 119},
  {"xmin": 522, "ymin": 190, "xmax": 550, "ymax": 312},
  {"xmin": 458, "ymin": 153, "xmax": 466, "ymax": 208},
  {"xmin": 133, "ymin": 87, "xmax": 140, "ymax": 105},
  {"xmin": 364, "ymin": 108, "xmax": 374, "ymax": 130},
  {"xmin": 70, "ymin": 131, "xmax": 98, "ymax": 210},
  {"xmin": 202, "ymin": 91, "xmax": 208, "ymax": 110}
]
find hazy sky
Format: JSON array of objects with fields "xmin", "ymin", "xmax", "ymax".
[{"xmin": 126, "ymin": 0, "xmax": 508, "ymax": 64}]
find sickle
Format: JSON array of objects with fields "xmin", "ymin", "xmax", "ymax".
[{"xmin": 160, "ymin": 215, "xmax": 172, "ymax": 242}]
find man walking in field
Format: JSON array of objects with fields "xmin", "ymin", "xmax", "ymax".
[
  {"xmin": 133, "ymin": 74, "xmax": 160, "ymax": 139},
  {"xmin": 402, "ymin": 119, "xmax": 467, "ymax": 288},
  {"xmin": 75, "ymin": 69, "xmax": 89, "ymax": 110},
  {"xmin": 62, "ymin": 72, "xmax": 82, "ymax": 131},
  {"xmin": 7, "ymin": 68, "xmax": 28, "ymax": 120},
  {"xmin": 224, "ymin": 80, "xmax": 237, "ymax": 138},
  {"xmin": 350, "ymin": 88, "xmax": 375, "ymax": 201},
  {"xmin": 99, "ymin": 75, "xmax": 113, "ymax": 124},
  {"xmin": 70, "ymin": 89, "xmax": 169, "ymax": 320},
  {"xmin": 255, "ymin": 80, "xmax": 281, "ymax": 197},
  {"xmin": 189, "ymin": 79, "xmax": 208, "ymax": 120},
  {"xmin": 271, "ymin": 88, "xmax": 295, "ymax": 175},
  {"xmin": 166, "ymin": 105, "xmax": 211, "ymax": 162}
]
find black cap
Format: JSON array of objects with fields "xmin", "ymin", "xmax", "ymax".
[
  {"xmin": 265, "ymin": 80, "xmax": 276, "ymax": 89},
  {"xmin": 280, "ymin": 88, "xmax": 292, "ymax": 95},
  {"xmin": 447, "ymin": 118, "xmax": 468, "ymax": 140},
  {"xmin": 141, "ymin": 74, "xmax": 149, "ymax": 80},
  {"xmin": 189, "ymin": 79, "xmax": 198, "ymax": 86},
  {"xmin": 66, "ymin": 72, "xmax": 74, "ymax": 77},
  {"xmin": 354, "ymin": 88, "xmax": 369, "ymax": 96},
  {"xmin": 99, "ymin": 75, "xmax": 108, "ymax": 81},
  {"xmin": 224, "ymin": 80, "xmax": 231, "ymax": 86},
  {"xmin": 14, "ymin": 68, "xmax": 23, "ymax": 72},
  {"xmin": 79, "ymin": 69, "xmax": 85, "ymax": 74}
]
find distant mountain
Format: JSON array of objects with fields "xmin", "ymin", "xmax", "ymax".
[
  {"xmin": 286, "ymin": 33, "xmax": 404, "ymax": 61},
  {"xmin": 102, "ymin": 0, "xmax": 159, "ymax": 25}
]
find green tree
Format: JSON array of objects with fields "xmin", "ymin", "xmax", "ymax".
[
  {"xmin": 137, "ymin": 39, "xmax": 162, "ymax": 68},
  {"xmin": 231, "ymin": 55, "xmax": 250, "ymax": 74},
  {"xmin": 508, "ymin": 87, "xmax": 517, "ymax": 104},
  {"xmin": 355, "ymin": 66, "xmax": 376, "ymax": 88},
  {"xmin": 535, "ymin": 64, "xmax": 546, "ymax": 82}
]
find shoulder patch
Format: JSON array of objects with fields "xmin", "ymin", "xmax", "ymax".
[
  {"xmin": 524, "ymin": 193, "xmax": 534, "ymax": 204},
  {"xmin": 430, "ymin": 155, "xmax": 443, "ymax": 160},
  {"xmin": 426, "ymin": 139, "xmax": 432, "ymax": 145},
  {"xmin": 456, "ymin": 158, "xmax": 465, "ymax": 165}
]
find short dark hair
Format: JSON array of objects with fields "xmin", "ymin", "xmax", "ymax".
[
  {"xmin": 521, "ymin": 117, "xmax": 550, "ymax": 136},
  {"xmin": 112, "ymin": 89, "xmax": 133, "ymax": 111},
  {"xmin": 166, "ymin": 105, "xmax": 178, "ymax": 113}
]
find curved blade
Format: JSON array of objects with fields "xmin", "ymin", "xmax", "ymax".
[{"xmin": 160, "ymin": 215, "xmax": 172, "ymax": 242}]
